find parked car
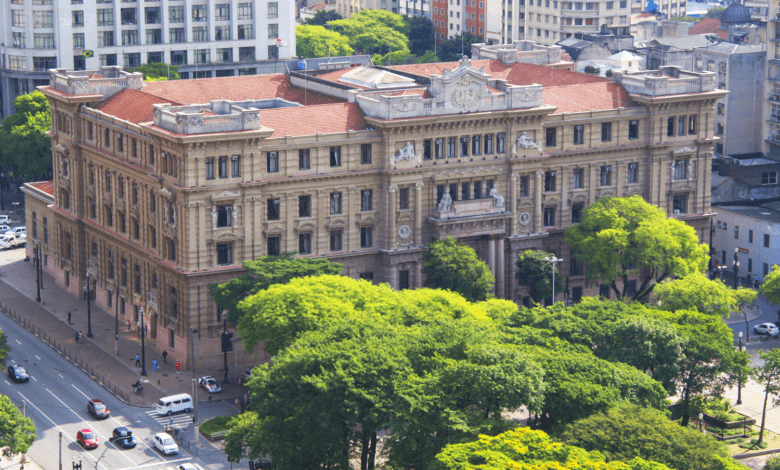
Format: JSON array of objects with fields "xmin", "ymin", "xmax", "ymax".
[
  {"xmin": 111, "ymin": 427, "xmax": 137, "ymax": 449},
  {"xmin": 755, "ymin": 323, "xmax": 780, "ymax": 337},
  {"xmin": 178, "ymin": 464, "xmax": 199, "ymax": 470},
  {"xmin": 77, "ymin": 429, "xmax": 99, "ymax": 449},
  {"xmin": 0, "ymin": 234, "xmax": 23, "ymax": 250},
  {"xmin": 198, "ymin": 376, "xmax": 221, "ymax": 393},
  {"xmin": 0, "ymin": 215, "xmax": 10, "ymax": 224},
  {"xmin": 241, "ymin": 369, "xmax": 253, "ymax": 385},
  {"xmin": 87, "ymin": 399, "xmax": 110, "ymax": 419},
  {"xmin": 153, "ymin": 432, "xmax": 178, "ymax": 455},
  {"xmin": 0, "ymin": 225, "xmax": 9, "ymax": 234},
  {"xmin": 3, "ymin": 227, "xmax": 25, "ymax": 237},
  {"xmin": 7, "ymin": 365, "xmax": 29, "ymax": 383}
]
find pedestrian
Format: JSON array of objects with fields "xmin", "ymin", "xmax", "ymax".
[
  {"xmin": 126, "ymin": 319, "xmax": 131, "ymax": 331},
  {"xmin": 135, "ymin": 354, "xmax": 141, "ymax": 367},
  {"xmin": 75, "ymin": 331, "xmax": 80, "ymax": 343},
  {"xmin": 67, "ymin": 311, "xmax": 72, "ymax": 325},
  {"xmin": 152, "ymin": 360, "xmax": 158, "ymax": 372},
  {"xmin": 162, "ymin": 350, "xmax": 168, "ymax": 363}
]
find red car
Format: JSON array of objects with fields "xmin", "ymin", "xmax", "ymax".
[
  {"xmin": 87, "ymin": 399, "xmax": 110, "ymax": 419},
  {"xmin": 77, "ymin": 429, "xmax": 98, "ymax": 449}
]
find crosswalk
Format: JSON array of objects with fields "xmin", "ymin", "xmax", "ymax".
[{"xmin": 145, "ymin": 409, "xmax": 194, "ymax": 428}]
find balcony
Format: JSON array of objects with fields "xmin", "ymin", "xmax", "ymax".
[{"xmin": 561, "ymin": 8, "xmax": 600, "ymax": 16}]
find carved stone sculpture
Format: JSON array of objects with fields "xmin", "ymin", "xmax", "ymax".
[
  {"xmin": 232, "ymin": 205, "xmax": 238, "ymax": 226},
  {"xmin": 395, "ymin": 141, "xmax": 420, "ymax": 162},
  {"xmin": 489, "ymin": 186, "xmax": 505, "ymax": 208},
  {"xmin": 211, "ymin": 206, "xmax": 217, "ymax": 230},
  {"xmin": 513, "ymin": 131, "xmax": 542, "ymax": 153},
  {"xmin": 437, "ymin": 187, "xmax": 453, "ymax": 213}
]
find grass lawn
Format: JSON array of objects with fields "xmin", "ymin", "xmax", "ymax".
[
  {"xmin": 724, "ymin": 425, "xmax": 780, "ymax": 456},
  {"xmin": 200, "ymin": 416, "xmax": 233, "ymax": 435}
]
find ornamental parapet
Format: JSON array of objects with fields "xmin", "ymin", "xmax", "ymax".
[
  {"xmin": 48, "ymin": 66, "xmax": 143, "ymax": 97},
  {"xmin": 612, "ymin": 66, "xmax": 716, "ymax": 96},
  {"xmin": 151, "ymin": 98, "xmax": 300, "ymax": 135}
]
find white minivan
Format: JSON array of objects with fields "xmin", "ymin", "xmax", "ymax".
[
  {"xmin": 153, "ymin": 432, "xmax": 179, "ymax": 455},
  {"xmin": 155, "ymin": 393, "xmax": 193, "ymax": 416}
]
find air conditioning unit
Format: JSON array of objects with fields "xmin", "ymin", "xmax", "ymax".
[
  {"xmin": 673, "ymin": 209, "xmax": 681, "ymax": 215},
  {"xmin": 231, "ymin": 155, "xmax": 239, "ymax": 161}
]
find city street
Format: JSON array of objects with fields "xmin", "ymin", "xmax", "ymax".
[{"xmin": 0, "ymin": 304, "xmax": 196, "ymax": 470}]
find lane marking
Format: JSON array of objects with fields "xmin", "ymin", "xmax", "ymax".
[
  {"xmin": 115, "ymin": 457, "xmax": 193, "ymax": 470},
  {"xmin": 30, "ymin": 376, "xmax": 37, "ymax": 382},
  {"xmin": 17, "ymin": 391, "xmax": 109, "ymax": 470},
  {"xmin": 3, "ymin": 380, "xmax": 9, "ymax": 386},
  {"xmin": 14, "ymin": 340, "xmax": 20, "ymax": 345},
  {"xmin": 10, "ymin": 359, "xmax": 15, "ymax": 363},
  {"xmin": 35, "ymin": 355, "xmax": 41, "ymax": 360},
  {"xmin": 46, "ymin": 388, "xmax": 139, "ymax": 468},
  {"xmin": 58, "ymin": 373, "xmax": 64, "ymax": 379}
]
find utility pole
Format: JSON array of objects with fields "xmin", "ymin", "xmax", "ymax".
[
  {"xmin": 86, "ymin": 273, "xmax": 93, "ymax": 338},
  {"xmin": 59, "ymin": 432, "xmax": 62, "ymax": 470},
  {"xmin": 190, "ymin": 327, "xmax": 200, "ymax": 450},
  {"xmin": 35, "ymin": 246, "xmax": 41, "ymax": 303},
  {"xmin": 22, "ymin": 399, "xmax": 26, "ymax": 417},
  {"xmin": 140, "ymin": 307, "xmax": 147, "ymax": 376},
  {"xmin": 222, "ymin": 314, "xmax": 232, "ymax": 384}
]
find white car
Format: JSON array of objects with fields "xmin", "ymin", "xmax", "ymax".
[
  {"xmin": 153, "ymin": 433, "xmax": 178, "ymax": 455},
  {"xmin": 0, "ymin": 225, "xmax": 9, "ymax": 234},
  {"xmin": 198, "ymin": 376, "xmax": 222, "ymax": 393},
  {"xmin": 3, "ymin": 227, "xmax": 25, "ymax": 237},
  {"xmin": 754, "ymin": 323, "xmax": 780, "ymax": 337},
  {"xmin": 0, "ymin": 234, "xmax": 24, "ymax": 249},
  {"xmin": 0, "ymin": 215, "xmax": 9, "ymax": 224}
]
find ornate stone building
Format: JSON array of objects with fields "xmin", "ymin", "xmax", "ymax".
[{"xmin": 29, "ymin": 41, "xmax": 725, "ymax": 367}]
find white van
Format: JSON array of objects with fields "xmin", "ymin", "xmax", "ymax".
[{"xmin": 155, "ymin": 393, "xmax": 193, "ymax": 416}]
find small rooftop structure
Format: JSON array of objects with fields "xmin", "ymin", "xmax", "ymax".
[
  {"xmin": 471, "ymin": 41, "xmax": 570, "ymax": 67},
  {"xmin": 48, "ymin": 66, "xmax": 143, "ymax": 98},
  {"xmin": 337, "ymin": 66, "xmax": 416, "ymax": 88},
  {"xmin": 720, "ymin": 1, "xmax": 752, "ymax": 24},
  {"xmin": 151, "ymin": 98, "xmax": 299, "ymax": 135},
  {"xmin": 612, "ymin": 66, "xmax": 716, "ymax": 96}
]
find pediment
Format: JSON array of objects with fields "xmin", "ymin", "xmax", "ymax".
[
  {"xmin": 213, "ymin": 230, "xmax": 240, "ymax": 241},
  {"xmin": 211, "ymin": 190, "xmax": 241, "ymax": 201},
  {"xmin": 571, "ymin": 193, "xmax": 588, "ymax": 201},
  {"xmin": 397, "ymin": 213, "xmax": 414, "ymax": 222},
  {"xmin": 545, "ymin": 196, "xmax": 561, "ymax": 204},
  {"xmin": 431, "ymin": 165, "xmax": 503, "ymax": 181},
  {"xmin": 672, "ymin": 146, "xmax": 696, "ymax": 155},
  {"xmin": 326, "ymin": 218, "xmax": 347, "ymax": 227},
  {"xmin": 358, "ymin": 215, "xmax": 379, "ymax": 225},
  {"xmin": 518, "ymin": 201, "xmax": 534, "ymax": 208},
  {"xmin": 264, "ymin": 225, "xmax": 285, "ymax": 235},
  {"xmin": 296, "ymin": 222, "xmax": 317, "ymax": 231},
  {"xmin": 672, "ymin": 183, "xmax": 697, "ymax": 192}
]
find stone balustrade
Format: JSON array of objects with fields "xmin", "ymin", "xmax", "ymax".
[
  {"xmin": 48, "ymin": 66, "xmax": 143, "ymax": 97},
  {"xmin": 613, "ymin": 66, "xmax": 716, "ymax": 96},
  {"xmin": 151, "ymin": 98, "xmax": 299, "ymax": 135},
  {"xmin": 472, "ymin": 41, "xmax": 564, "ymax": 66}
]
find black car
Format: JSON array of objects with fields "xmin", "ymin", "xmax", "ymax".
[
  {"xmin": 111, "ymin": 427, "xmax": 137, "ymax": 449},
  {"xmin": 7, "ymin": 365, "xmax": 29, "ymax": 383}
]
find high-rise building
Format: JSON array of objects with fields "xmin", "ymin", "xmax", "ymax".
[
  {"xmin": 765, "ymin": 0, "xmax": 780, "ymax": 156},
  {"xmin": 0, "ymin": 0, "xmax": 295, "ymax": 119}
]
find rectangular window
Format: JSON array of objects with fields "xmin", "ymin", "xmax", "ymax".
[
  {"xmin": 216, "ymin": 205, "xmax": 231, "ymax": 227},
  {"xmin": 361, "ymin": 190, "xmax": 373, "ymax": 211},
  {"xmin": 239, "ymin": 46, "xmax": 256, "ymax": 61},
  {"xmin": 765, "ymin": 234, "xmax": 771, "ymax": 247},
  {"xmin": 215, "ymin": 3, "xmax": 230, "ymax": 20},
  {"xmin": 192, "ymin": 5, "xmax": 207, "ymax": 21},
  {"xmin": 215, "ymin": 27, "xmax": 231, "ymax": 42},
  {"xmin": 267, "ymin": 198, "xmax": 280, "ymax": 220},
  {"xmin": 461, "ymin": 183, "xmax": 470, "ymax": 200},
  {"xmin": 330, "ymin": 193, "xmax": 342, "ymax": 214},
  {"xmin": 435, "ymin": 138, "xmax": 444, "ymax": 159},
  {"xmin": 672, "ymin": 194, "xmax": 687, "ymax": 214},
  {"xmin": 447, "ymin": 137, "xmax": 457, "ymax": 158},
  {"xmin": 673, "ymin": 160, "xmax": 687, "ymax": 180},
  {"xmin": 145, "ymin": 6, "xmax": 160, "ymax": 23},
  {"xmin": 519, "ymin": 177, "xmax": 529, "ymax": 197},
  {"xmin": 268, "ymin": 1, "xmax": 278, "ymax": 17},
  {"xmin": 762, "ymin": 172, "xmax": 778, "ymax": 185},
  {"xmin": 268, "ymin": 45, "xmax": 279, "ymax": 60},
  {"xmin": 399, "ymin": 270, "xmax": 410, "ymax": 290},
  {"xmin": 460, "ymin": 136, "xmax": 469, "ymax": 157},
  {"xmin": 231, "ymin": 155, "xmax": 240, "ymax": 177},
  {"xmin": 360, "ymin": 272, "xmax": 374, "ymax": 281},
  {"xmin": 330, "ymin": 230, "xmax": 343, "ymax": 251},
  {"xmin": 169, "ymin": 30, "xmax": 186, "ymax": 45},
  {"xmin": 330, "ymin": 147, "xmax": 341, "ymax": 167},
  {"xmin": 238, "ymin": 3, "xmax": 253, "ymax": 19},
  {"xmin": 546, "ymin": 128, "xmax": 557, "ymax": 147},
  {"xmin": 34, "ymin": 11, "xmax": 54, "ymax": 27},
  {"xmin": 399, "ymin": 187, "xmax": 410, "ymax": 209},
  {"xmin": 13, "ymin": 32, "xmax": 26, "ymax": 48},
  {"xmin": 34, "ymin": 33, "xmax": 55, "ymax": 49},
  {"xmin": 298, "ymin": 234, "xmax": 311, "ymax": 255},
  {"xmin": 472, "ymin": 135, "xmax": 481, "ymax": 156},
  {"xmin": 688, "ymin": 115, "xmax": 697, "ymax": 135},
  {"xmin": 12, "ymin": 10, "xmax": 25, "ymax": 27},
  {"xmin": 545, "ymin": 171, "xmax": 556, "ymax": 192},
  {"xmin": 627, "ymin": 163, "xmax": 638, "ymax": 183},
  {"xmin": 216, "ymin": 243, "xmax": 232, "ymax": 265},
  {"xmin": 600, "ymin": 166, "xmax": 612, "ymax": 186},
  {"xmin": 206, "ymin": 158, "xmax": 215, "ymax": 179},
  {"xmin": 72, "ymin": 10, "xmax": 84, "ymax": 26},
  {"xmin": 169, "ymin": 5, "xmax": 184, "ymax": 22},
  {"xmin": 146, "ymin": 29, "xmax": 162, "ymax": 45},
  {"xmin": 267, "ymin": 152, "xmax": 279, "ymax": 173},
  {"xmin": 543, "ymin": 207, "xmax": 555, "ymax": 226},
  {"xmin": 423, "ymin": 140, "xmax": 432, "ymax": 160},
  {"xmin": 572, "ymin": 203, "xmax": 583, "ymax": 223},
  {"xmin": 268, "ymin": 24, "xmax": 278, "ymax": 39},
  {"xmin": 629, "ymin": 120, "xmax": 639, "ymax": 139},
  {"xmin": 717, "ymin": 103, "xmax": 725, "ymax": 115},
  {"xmin": 193, "ymin": 27, "xmax": 208, "ymax": 42},
  {"xmin": 218, "ymin": 156, "xmax": 228, "ymax": 178},
  {"xmin": 122, "ymin": 30, "xmax": 139, "ymax": 46},
  {"xmin": 749, "ymin": 230, "xmax": 754, "ymax": 243},
  {"xmin": 360, "ymin": 227, "xmax": 373, "ymax": 248},
  {"xmin": 267, "ymin": 236, "xmax": 280, "ymax": 256},
  {"xmin": 497, "ymin": 133, "xmax": 506, "ymax": 153},
  {"xmin": 484, "ymin": 135, "xmax": 493, "ymax": 154},
  {"xmin": 572, "ymin": 168, "xmax": 583, "ymax": 189},
  {"xmin": 361, "ymin": 144, "xmax": 372, "ymax": 164},
  {"xmin": 601, "ymin": 122, "xmax": 612, "ymax": 142},
  {"xmin": 573, "ymin": 125, "xmax": 584, "ymax": 145},
  {"xmin": 678, "ymin": 116, "xmax": 685, "ymax": 136},
  {"xmin": 120, "ymin": 8, "xmax": 137, "ymax": 25},
  {"xmin": 298, "ymin": 149, "xmax": 310, "ymax": 170},
  {"xmin": 735, "ymin": 226, "xmax": 740, "ymax": 239},
  {"xmin": 299, "ymin": 195, "xmax": 311, "ymax": 217}
]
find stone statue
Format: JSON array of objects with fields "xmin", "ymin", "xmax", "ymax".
[
  {"xmin": 171, "ymin": 205, "xmax": 176, "ymax": 226},
  {"xmin": 395, "ymin": 141, "xmax": 420, "ymax": 162},
  {"xmin": 513, "ymin": 131, "xmax": 542, "ymax": 153},
  {"xmin": 688, "ymin": 160, "xmax": 695, "ymax": 179},
  {"xmin": 232, "ymin": 205, "xmax": 238, "ymax": 226},
  {"xmin": 437, "ymin": 187, "xmax": 453, "ymax": 213},
  {"xmin": 211, "ymin": 207, "xmax": 217, "ymax": 229},
  {"xmin": 489, "ymin": 186, "xmax": 505, "ymax": 208}
]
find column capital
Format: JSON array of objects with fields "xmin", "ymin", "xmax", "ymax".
[
  {"xmin": 389, "ymin": 185, "xmax": 398, "ymax": 192},
  {"xmin": 415, "ymin": 182, "xmax": 424, "ymax": 190},
  {"xmin": 511, "ymin": 173, "xmax": 519, "ymax": 180}
]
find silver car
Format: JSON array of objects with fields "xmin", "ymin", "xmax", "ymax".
[{"xmin": 754, "ymin": 323, "xmax": 780, "ymax": 337}]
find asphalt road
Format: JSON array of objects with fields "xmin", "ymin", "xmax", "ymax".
[
  {"xmin": 0, "ymin": 309, "xmax": 197, "ymax": 470},
  {"xmin": 728, "ymin": 293, "xmax": 779, "ymax": 344}
]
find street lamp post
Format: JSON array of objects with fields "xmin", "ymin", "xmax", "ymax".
[
  {"xmin": 140, "ymin": 307, "xmax": 147, "ymax": 376},
  {"xmin": 698, "ymin": 412, "xmax": 704, "ymax": 431},
  {"xmin": 733, "ymin": 248, "xmax": 739, "ymax": 290},
  {"xmin": 737, "ymin": 331, "xmax": 744, "ymax": 405},
  {"xmin": 85, "ymin": 273, "xmax": 93, "ymax": 338},
  {"xmin": 222, "ymin": 314, "xmax": 230, "ymax": 384},
  {"xmin": 544, "ymin": 256, "xmax": 563, "ymax": 306}
]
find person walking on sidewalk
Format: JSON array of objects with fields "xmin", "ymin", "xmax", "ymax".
[
  {"xmin": 126, "ymin": 319, "xmax": 131, "ymax": 331},
  {"xmin": 75, "ymin": 331, "xmax": 80, "ymax": 343},
  {"xmin": 162, "ymin": 350, "xmax": 168, "ymax": 363},
  {"xmin": 135, "ymin": 354, "xmax": 141, "ymax": 367},
  {"xmin": 67, "ymin": 311, "xmax": 71, "ymax": 325}
]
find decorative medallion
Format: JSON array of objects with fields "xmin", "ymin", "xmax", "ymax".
[
  {"xmin": 398, "ymin": 225, "xmax": 411, "ymax": 239},
  {"xmin": 519, "ymin": 212, "xmax": 531, "ymax": 226},
  {"xmin": 392, "ymin": 98, "xmax": 418, "ymax": 113}
]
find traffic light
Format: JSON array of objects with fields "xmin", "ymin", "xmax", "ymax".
[{"xmin": 221, "ymin": 332, "xmax": 233, "ymax": 352}]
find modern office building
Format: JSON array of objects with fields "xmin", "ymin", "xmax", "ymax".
[
  {"xmin": 0, "ymin": 0, "xmax": 295, "ymax": 119},
  {"xmin": 27, "ymin": 40, "xmax": 724, "ymax": 366},
  {"xmin": 764, "ymin": 0, "xmax": 780, "ymax": 156}
]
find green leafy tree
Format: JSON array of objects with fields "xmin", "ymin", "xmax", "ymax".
[
  {"xmin": 0, "ymin": 395, "xmax": 36, "ymax": 455},
  {"xmin": 654, "ymin": 272, "xmax": 756, "ymax": 318},
  {"xmin": 765, "ymin": 455, "xmax": 780, "ymax": 470},
  {"xmin": 130, "ymin": 62, "xmax": 180, "ymax": 80},
  {"xmin": 0, "ymin": 91, "xmax": 52, "ymax": 180},
  {"xmin": 560, "ymin": 404, "xmax": 744, "ymax": 470},
  {"xmin": 751, "ymin": 349, "xmax": 780, "ymax": 445},
  {"xmin": 437, "ymin": 33, "xmax": 484, "ymax": 62},
  {"xmin": 210, "ymin": 252, "xmax": 343, "ymax": 323},
  {"xmin": 515, "ymin": 250, "xmax": 564, "ymax": 305},
  {"xmin": 433, "ymin": 427, "xmax": 672, "ymax": 470},
  {"xmin": 0, "ymin": 329, "xmax": 9, "ymax": 365},
  {"xmin": 373, "ymin": 50, "xmax": 411, "ymax": 66},
  {"xmin": 564, "ymin": 196, "xmax": 709, "ymax": 302},
  {"xmin": 295, "ymin": 24, "xmax": 354, "ymax": 58},
  {"xmin": 705, "ymin": 6, "xmax": 725, "ymax": 18},
  {"xmin": 416, "ymin": 50, "xmax": 440, "ymax": 63},
  {"xmin": 423, "ymin": 236, "xmax": 494, "ymax": 302},
  {"xmin": 329, "ymin": 10, "xmax": 411, "ymax": 57},
  {"xmin": 409, "ymin": 16, "xmax": 434, "ymax": 56},
  {"xmin": 302, "ymin": 9, "xmax": 342, "ymax": 26},
  {"xmin": 760, "ymin": 265, "xmax": 780, "ymax": 321}
]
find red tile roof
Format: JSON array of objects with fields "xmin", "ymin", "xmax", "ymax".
[
  {"xmin": 261, "ymin": 103, "xmax": 367, "ymax": 138},
  {"xmin": 88, "ymin": 73, "xmax": 105, "ymax": 79},
  {"xmin": 29, "ymin": 181, "xmax": 54, "ymax": 196},
  {"xmin": 544, "ymin": 82, "xmax": 636, "ymax": 114},
  {"xmin": 689, "ymin": 18, "xmax": 728, "ymax": 40},
  {"xmin": 142, "ymin": 74, "xmax": 344, "ymax": 106},
  {"xmin": 95, "ymin": 88, "xmax": 178, "ymax": 124}
]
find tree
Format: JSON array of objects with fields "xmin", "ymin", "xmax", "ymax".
[
  {"xmin": 409, "ymin": 16, "xmax": 434, "ymax": 57},
  {"xmin": 760, "ymin": 265, "xmax": 780, "ymax": 321},
  {"xmin": 373, "ymin": 50, "xmax": 411, "ymax": 66},
  {"xmin": 705, "ymin": 6, "xmax": 725, "ymax": 18},
  {"xmin": 302, "ymin": 9, "xmax": 342, "ymax": 26},
  {"xmin": 0, "ymin": 395, "xmax": 36, "ymax": 455},
  {"xmin": 433, "ymin": 427, "xmax": 672, "ymax": 470},
  {"xmin": 560, "ymin": 404, "xmax": 742, "ymax": 470},
  {"xmin": 295, "ymin": 24, "xmax": 354, "ymax": 58},
  {"xmin": 0, "ymin": 329, "xmax": 9, "ymax": 365},
  {"xmin": 515, "ymin": 250, "xmax": 564, "ymax": 305},
  {"xmin": 130, "ymin": 63, "xmax": 180, "ymax": 80},
  {"xmin": 0, "ymin": 91, "xmax": 52, "ymax": 180},
  {"xmin": 751, "ymin": 349, "xmax": 780, "ymax": 445},
  {"xmin": 437, "ymin": 33, "xmax": 484, "ymax": 62},
  {"xmin": 415, "ymin": 50, "xmax": 440, "ymax": 64},
  {"xmin": 423, "ymin": 236, "xmax": 494, "ymax": 302},
  {"xmin": 329, "ymin": 10, "xmax": 411, "ymax": 57},
  {"xmin": 564, "ymin": 196, "xmax": 709, "ymax": 302},
  {"xmin": 654, "ymin": 272, "xmax": 757, "ymax": 318},
  {"xmin": 210, "ymin": 252, "xmax": 343, "ymax": 323}
]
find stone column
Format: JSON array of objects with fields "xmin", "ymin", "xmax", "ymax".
[
  {"xmin": 388, "ymin": 185, "xmax": 397, "ymax": 250},
  {"xmin": 534, "ymin": 171, "xmax": 543, "ymax": 233},
  {"xmin": 415, "ymin": 261, "xmax": 423, "ymax": 289},
  {"xmin": 487, "ymin": 237, "xmax": 496, "ymax": 284},
  {"xmin": 509, "ymin": 174, "xmax": 518, "ymax": 236},
  {"xmin": 389, "ymin": 263, "xmax": 398, "ymax": 290},
  {"xmin": 415, "ymin": 182, "xmax": 423, "ymax": 245},
  {"xmin": 496, "ymin": 237, "xmax": 505, "ymax": 298}
]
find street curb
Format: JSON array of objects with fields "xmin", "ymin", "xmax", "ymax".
[{"xmin": 733, "ymin": 448, "xmax": 780, "ymax": 460}]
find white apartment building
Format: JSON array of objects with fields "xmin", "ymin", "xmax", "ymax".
[
  {"xmin": 764, "ymin": 0, "xmax": 780, "ymax": 155},
  {"xmin": 0, "ymin": 0, "xmax": 294, "ymax": 119},
  {"xmin": 333, "ymin": 0, "xmax": 399, "ymax": 18}
]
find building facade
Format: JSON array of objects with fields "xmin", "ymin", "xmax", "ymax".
[
  {"xmin": 764, "ymin": 0, "xmax": 780, "ymax": 156},
  {"xmin": 711, "ymin": 205, "xmax": 780, "ymax": 286},
  {"xmin": 0, "ymin": 0, "xmax": 295, "ymax": 119},
  {"xmin": 331, "ymin": 0, "xmax": 399, "ymax": 18},
  {"xmin": 31, "ymin": 41, "xmax": 724, "ymax": 367}
]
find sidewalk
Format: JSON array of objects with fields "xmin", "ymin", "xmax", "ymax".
[
  {"xmin": 0, "ymin": 248, "xmax": 248, "ymax": 408},
  {"xmin": 0, "ymin": 452, "xmax": 44, "ymax": 470}
]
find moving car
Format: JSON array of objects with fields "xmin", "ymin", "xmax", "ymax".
[
  {"xmin": 77, "ymin": 429, "xmax": 99, "ymax": 449},
  {"xmin": 87, "ymin": 399, "xmax": 110, "ymax": 419},
  {"xmin": 156, "ymin": 393, "xmax": 193, "ymax": 416},
  {"xmin": 198, "ymin": 376, "xmax": 221, "ymax": 393},
  {"xmin": 3, "ymin": 227, "xmax": 25, "ymax": 237},
  {"xmin": 755, "ymin": 323, "xmax": 780, "ymax": 337},
  {"xmin": 153, "ymin": 432, "xmax": 178, "ymax": 455},
  {"xmin": 0, "ymin": 233, "xmax": 24, "ymax": 250},
  {"xmin": 111, "ymin": 427, "xmax": 137, "ymax": 449},
  {"xmin": 7, "ymin": 365, "xmax": 29, "ymax": 383}
]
